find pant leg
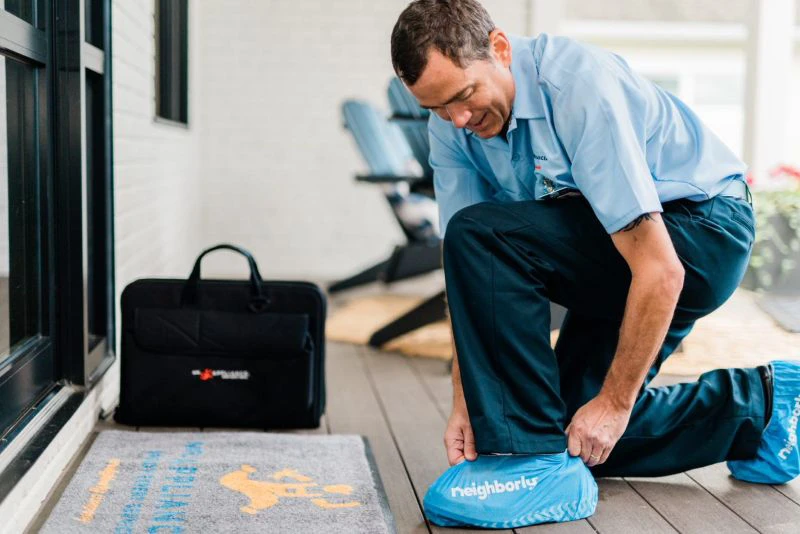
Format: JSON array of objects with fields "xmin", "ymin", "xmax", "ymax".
[
  {"xmin": 443, "ymin": 193, "xmax": 765, "ymax": 469},
  {"xmin": 592, "ymin": 367, "xmax": 766, "ymax": 477},
  {"xmin": 554, "ymin": 195, "xmax": 767, "ymax": 476},
  {"xmin": 556, "ymin": 311, "xmax": 766, "ymax": 477},
  {"xmin": 443, "ymin": 195, "xmax": 644, "ymax": 453},
  {"xmin": 556, "ymin": 312, "xmax": 694, "ymax": 418},
  {"xmin": 443, "ymin": 202, "xmax": 569, "ymax": 454}
]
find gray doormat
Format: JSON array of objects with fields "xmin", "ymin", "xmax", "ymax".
[
  {"xmin": 757, "ymin": 294, "xmax": 800, "ymax": 333},
  {"xmin": 40, "ymin": 431, "xmax": 395, "ymax": 534}
]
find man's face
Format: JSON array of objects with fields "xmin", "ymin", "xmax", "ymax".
[{"xmin": 408, "ymin": 30, "xmax": 515, "ymax": 139}]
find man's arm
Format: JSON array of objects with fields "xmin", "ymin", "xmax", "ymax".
[
  {"xmin": 428, "ymin": 118, "xmax": 494, "ymax": 237},
  {"xmin": 566, "ymin": 212, "xmax": 684, "ymax": 466},
  {"xmin": 604, "ymin": 212, "xmax": 684, "ymax": 406}
]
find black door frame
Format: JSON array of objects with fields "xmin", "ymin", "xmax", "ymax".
[
  {"xmin": 0, "ymin": 0, "xmax": 115, "ymax": 453},
  {"xmin": 0, "ymin": 2, "xmax": 57, "ymax": 446}
]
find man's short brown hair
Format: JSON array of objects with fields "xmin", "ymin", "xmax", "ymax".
[{"xmin": 391, "ymin": 0, "xmax": 496, "ymax": 86}]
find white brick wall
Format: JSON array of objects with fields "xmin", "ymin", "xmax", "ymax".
[
  {"xmin": 196, "ymin": 0, "xmax": 528, "ymax": 280},
  {"xmin": 112, "ymin": 0, "xmax": 203, "ymax": 302}
]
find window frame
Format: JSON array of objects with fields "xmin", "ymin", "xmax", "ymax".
[
  {"xmin": 0, "ymin": 0, "xmax": 115, "ymax": 461},
  {"xmin": 155, "ymin": 0, "xmax": 188, "ymax": 125},
  {"xmin": 0, "ymin": 1, "xmax": 57, "ymax": 445}
]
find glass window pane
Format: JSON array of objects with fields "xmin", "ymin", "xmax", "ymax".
[
  {"xmin": 3, "ymin": 0, "xmax": 35, "ymax": 25},
  {"xmin": 157, "ymin": 0, "xmax": 189, "ymax": 124},
  {"xmin": 694, "ymin": 74, "xmax": 743, "ymax": 107},
  {"xmin": 565, "ymin": 0, "xmax": 748, "ymax": 23},
  {"xmin": 85, "ymin": 0, "xmax": 104, "ymax": 48},
  {"xmin": 85, "ymin": 70, "xmax": 107, "ymax": 360},
  {"xmin": 1, "ymin": 55, "xmax": 43, "ymax": 364},
  {"xmin": 647, "ymin": 76, "xmax": 680, "ymax": 95}
]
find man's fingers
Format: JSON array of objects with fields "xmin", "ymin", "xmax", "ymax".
[
  {"xmin": 463, "ymin": 425, "xmax": 477, "ymax": 461},
  {"xmin": 580, "ymin": 435, "xmax": 594, "ymax": 464},
  {"xmin": 586, "ymin": 446, "xmax": 604, "ymax": 467},
  {"xmin": 599, "ymin": 444, "xmax": 614, "ymax": 465},
  {"xmin": 587, "ymin": 435, "xmax": 616, "ymax": 466},
  {"xmin": 445, "ymin": 438, "xmax": 465, "ymax": 466},
  {"xmin": 448, "ymin": 451, "xmax": 465, "ymax": 466},
  {"xmin": 567, "ymin": 429, "xmax": 581, "ymax": 457}
]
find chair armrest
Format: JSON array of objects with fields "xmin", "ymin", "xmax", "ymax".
[{"xmin": 389, "ymin": 113, "xmax": 429, "ymax": 124}]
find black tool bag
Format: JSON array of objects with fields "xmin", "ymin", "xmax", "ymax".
[{"xmin": 115, "ymin": 244, "xmax": 326, "ymax": 429}]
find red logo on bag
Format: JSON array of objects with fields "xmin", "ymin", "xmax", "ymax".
[{"xmin": 192, "ymin": 368, "xmax": 250, "ymax": 380}]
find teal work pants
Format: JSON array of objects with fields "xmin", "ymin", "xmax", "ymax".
[{"xmin": 443, "ymin": 192, "xmax": 768, "ymax": 477}]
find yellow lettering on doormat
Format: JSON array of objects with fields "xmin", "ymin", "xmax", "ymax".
[{"xmin": 77, "ymin": 458, "xmax": 121, "ymax": 523}]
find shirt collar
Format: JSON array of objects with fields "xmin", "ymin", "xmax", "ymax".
[{"xmin": 508, "ymin": 35, "xmax": 547, "ymax": 121}]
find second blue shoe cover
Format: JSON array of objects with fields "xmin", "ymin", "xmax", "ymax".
[
  {"xmin": 423, "ymin": 452, "xmax": 597, "ymax": 528},
  {"xmin": 728, "ymin": 360, "xmax": 800, "ymax": 484}
]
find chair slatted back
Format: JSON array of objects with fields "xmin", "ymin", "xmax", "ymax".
[
  {"xmin": 387, "ymin": 77, "xmax": 433, "ymax": 178},
  {"xmin": 342, "ymin": 99, "xmax": 415, "ymax": 177}
]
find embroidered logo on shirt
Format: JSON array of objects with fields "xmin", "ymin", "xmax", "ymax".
[{"xmin": 533, "ymin": 154, "xmax": 548, "ymax": 161}]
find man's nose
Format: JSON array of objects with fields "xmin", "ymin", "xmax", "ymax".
[{"xmin": 446, "ymin": 104, "xmax": 472, "ymax": 129}]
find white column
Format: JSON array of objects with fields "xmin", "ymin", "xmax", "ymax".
[
  {"xmin": 743, "ymin": 0, "xmax": 796, "ymax": 183},
  {"xmin": 526, "ymin": 0, "xmax": 563, "ymax": 37}
]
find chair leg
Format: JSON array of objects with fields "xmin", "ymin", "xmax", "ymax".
[
  {"xmin": 368, "ymin": 290, "xmax": 447, "ymax": 347},
  {"xmin": 328, "ymin": 259, "xmax": 389, "ymax": 293},
  {"xmin": 367, "ymin": 295, "xmax": 565, "ymax": 348},
  {"xmin": 382, "ymin": 241, "xmax": 442, "ymax": 283}
]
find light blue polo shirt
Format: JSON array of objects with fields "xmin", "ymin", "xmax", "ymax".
[{"xmin": 429, "ymin": 33, "xmax": 747, "ymax": 236}]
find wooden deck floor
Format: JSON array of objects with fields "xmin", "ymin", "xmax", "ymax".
[
  {"xmin": 322, "ymin": 342, "xmax": 800, "ymax": 534},
  {"xmin": 28, "ymin": 340, "xmax": 800, "ymax": 533}
]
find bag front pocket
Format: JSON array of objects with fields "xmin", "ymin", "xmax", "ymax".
[{"xmin": 125, "ymin": 307, "xmax": 315, "ymax": 427}]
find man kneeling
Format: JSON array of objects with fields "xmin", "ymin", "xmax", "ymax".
[{"xmin": 390, "ymin": 0, "xmax": 799, "ymax": 528}]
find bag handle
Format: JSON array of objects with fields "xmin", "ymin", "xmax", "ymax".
[{"xmin": 180, "ymin": 244, "xmax": 269, "ymax": 311}]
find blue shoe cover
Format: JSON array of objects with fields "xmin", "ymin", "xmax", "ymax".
[
  {"xmin": 423, "ymin": 452, "xmax": 598, "ymax": 528},
  {"xmin": 728, "ymin": 360, "xmax": 800, "ymax": 484}
]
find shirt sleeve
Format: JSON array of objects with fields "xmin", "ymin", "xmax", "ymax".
[
  {"xmin": 552, "ymin": 72, "xmax": 662, "ymax": 234},
  {"xmin": 429, "ymin": 121, "xmax": 494, "ymax": 238}
]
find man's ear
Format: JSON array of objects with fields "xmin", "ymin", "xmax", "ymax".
[{"xmin": 488, "ymin": 29, "xmax": 512, "ymax": 68}]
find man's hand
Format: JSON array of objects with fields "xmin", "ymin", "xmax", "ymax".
[
  {"xmin": 445, "ymin": 406, "xmax": 478, "ymax": 466},
  {"xmin": 566, "ymin": 393, "xmax": 632, "ymax": 467}
]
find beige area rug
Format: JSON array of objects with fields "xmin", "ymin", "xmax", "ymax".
[
  {"xmin": 325, "ymin": 295, "xmax": 452, "ymax": 360},
  {"xmin": 660, "ymin": 289, "xmax": 800, "ymax": 376},
  {"xmin": 327, "ymin": 289, "xmax": 800, "ymax": 375},
  {"xmin": 326, "ymin": 294, "xmax": 554, "ymax": 361}
]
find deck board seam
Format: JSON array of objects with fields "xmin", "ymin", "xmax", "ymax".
[
  {"xmin": 360, "ymin": 347, "xmax": 433, "ymax": 534},
  {"xmin": 584, "ymin": 516, "xmax": 602, "ymax": 533},
  {"xmin": 621, "ymin": 478, "xmax": 683, "ymax": 533},
  {"xmin": 772, "ymin": 484, "xmax": 800, "ymax": 507},
  {"xmin": 408, "ymin": 359, "xmax": 450, "ymax": 421},
  {"xmin": 681, "ymin": 471, "xmax": 762, "ymax": 533}
]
